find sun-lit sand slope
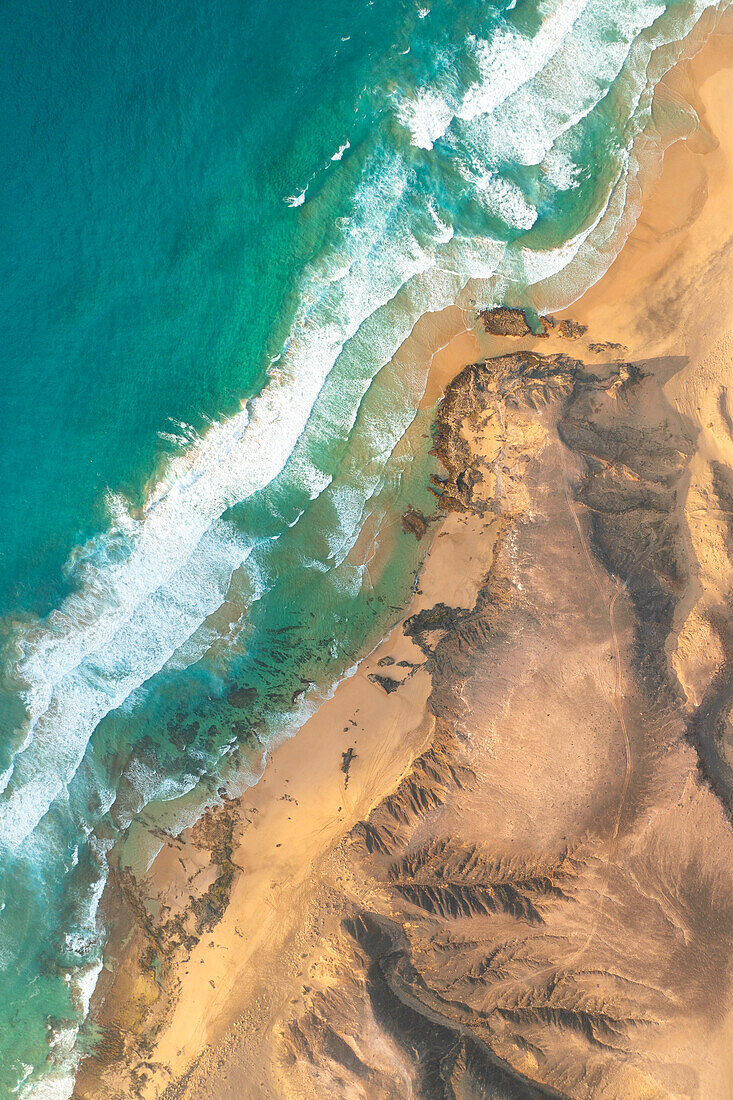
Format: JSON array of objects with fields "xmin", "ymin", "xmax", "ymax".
[{"xmin": 76, "ymin": 31, "xmax": 733, "ymax": 1100}]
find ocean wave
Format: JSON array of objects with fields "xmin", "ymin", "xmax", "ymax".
[
  {"xmin": 331, "ymin": 139, "xmax": 351, "ymax": 161},
  {"xmin": 284, "ymin": 188, "xmax": 307, "ymax": 207}
]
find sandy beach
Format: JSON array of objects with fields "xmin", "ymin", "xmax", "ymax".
[{"xmin": 76, "ymin": 24, "xmax": 733, "ymax": 1100}]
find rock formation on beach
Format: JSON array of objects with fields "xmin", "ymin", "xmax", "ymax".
[{"xmin": 253, "ymin": 349, "xmax": 733, "ymax": 1099}]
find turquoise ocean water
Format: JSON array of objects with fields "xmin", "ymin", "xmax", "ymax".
[{"xmin": 0, "ymin": 0, "xmax": 727, "ymax": 1093}]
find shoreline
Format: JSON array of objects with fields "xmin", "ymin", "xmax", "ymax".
[
  {"xmin": 74, "ymin": 312, "xmax": 489, "ymax": 1099},
  {"xmin": 75, "ymin": 27, "xmax": 733, "ymax": 1100}
]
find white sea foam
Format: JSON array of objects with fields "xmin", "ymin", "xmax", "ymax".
[
  {"xmin": 22, "ymin": 1071, "xmax": 75, "ymax": 1100},
  {"xmin": 285, "ymin": 189, "xmax": 307, "ymax": 207},
  {"xmin": 542, "ymin": 146, "xmax": 581, "ymax": 190},
  {"xmin": 397, "ymin": 0, "xmax": 592, "ymax": 151},
  {"xmin": 460, "ymin": 0, "xmax": 592, "ymax": 126},
  {"xmin": 397, "ymin": 86, "xmax": 454, "ymax": 149},
  {"xmin": 10, "ymin": 1065, "xmax": 33, "ymax": 1095},
  {"xmin": 331, "ymin": 140, "xmax": 351, "ymax": 161},
  {"xmin": 474, "ymin": 171, "xmax": 538, "ymax": 231}
]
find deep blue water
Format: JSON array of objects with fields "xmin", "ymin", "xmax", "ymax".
[
  {"xmin": 0, "ymin": 0, "xmax": 725, "ymax": 1094},
  {"xmin": 0, "ymin": 0, "xmax": 410, "ymax": 614}
]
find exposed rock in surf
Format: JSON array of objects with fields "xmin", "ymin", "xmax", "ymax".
[
  {"xmin": 478, "ymin": 306, "xmax": 560, "ymax": 339},
  {"xmin": 401, "ymin": 505, "xmax": 430, "ymax": 538},
  {"xmin": 81, "ymin": 802, "xmax": 243, "ymax": 1082},
  {"xmin": 479, "ymin": 305, "xmax": 533, "ymax": 336},
  {"xmin": 227, "ymin": 686, "xmax": 257, "ymax": 709}
]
